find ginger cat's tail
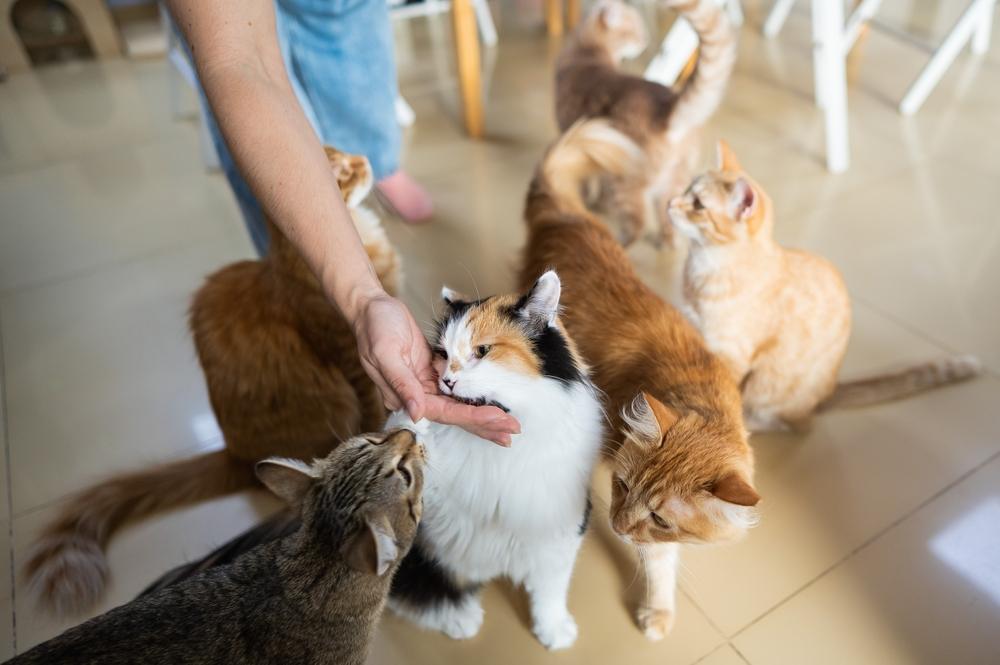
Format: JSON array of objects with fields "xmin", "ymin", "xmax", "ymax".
[
  {"xmin": 666, "ymin": 0, "xmax": 737, "ymax": 140},
  {"xmin": 532, "ymin": 118, "xmax": 645, "ymax": 219},
  {"xmin": 819, "ymin": 355, "xmax": 982, "ymax": 411},
  {"xmin": 24, "ymin": 450, "xmax": 256, "ymax": 616}
]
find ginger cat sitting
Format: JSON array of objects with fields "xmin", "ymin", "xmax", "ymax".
[
  {"xmin": 521, "ymin": 120, "xmax": 759, "ymax": 641},
  {"xmin": 25, "ymin": 147, "xmax": 400, "ymax": 616},
  {"xmin": 669, "ymin": 142, "xmax": 981, "ymax": 431}
]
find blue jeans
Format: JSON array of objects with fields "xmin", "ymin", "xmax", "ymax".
[{"xmin": 182, "ymin": 0, "xmax": 401, "ymax": 255}]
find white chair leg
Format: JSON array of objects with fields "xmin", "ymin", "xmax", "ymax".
[
  {"xmin": 472, "ymin": 0, "xmax": 498, "ymax": 46},
  {"xmin": 842, "ymin": 0, "xmax": 884, "ymax": 54},
  {"xmin": 763, "ymin": 0, "xmax": 798, "ymax": 38},
  {"xmin": 645, "ymin": 16, "xmax": 700, "ymax": 85},
  {"xmin": 813, "ymin": 0, "xmax": 849, "ymax": 172},
  {"xmin": 900, "ymin": 0, "xmax": 994, "ymax": 115},
  {"xmin": 971, "ymin": 0, "xmax": 995, "ymax": 53},
  {"xmin": 395, "ymin": 95, "xmax": 416, "ymax": 127}
]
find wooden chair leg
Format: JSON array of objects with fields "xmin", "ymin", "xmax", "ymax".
[
  {"xmin": 567, "ymin": 0, "xmax": 581, "ymax": 30},
  {"xmin": 451, "ymin": 0, "xmax": 484, "ymax": 137},
  {"xmin": 546, "ymin": 0, "xmax": 564, "ymax": 37}
]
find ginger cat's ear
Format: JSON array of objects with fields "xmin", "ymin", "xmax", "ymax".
[
  {"xmin": 715, "ymin": 140, "xmax": 743, "ymax": 173},
  {"xmin": 711, "ymin": 471, "xmax": 760, "ymax": 507},
  {"xmin": 599, "ymin": 0, "xmax": 624, "ymax": 28},
  {"xmin": 342, "ymin": 512, "xmax": 399, "ymax": 577},
  {"xmin": 729, "ymin": 178, "xmax": 757, "ymax": 222},
  {"xmin": 256, "ymin": 458, "xmax": 317, "ymax": 505},
  {"xmin": 643, "ymin": 392, "xmax": 680, "ymax": 435}
]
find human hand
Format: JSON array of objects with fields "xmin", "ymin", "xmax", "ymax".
[{"xmin": 352, "ymin": 293, "xmax": 519, "ymax": 445}]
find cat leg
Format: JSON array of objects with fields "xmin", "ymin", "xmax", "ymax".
[
  {"xmin": 522, "ymin": 537, "xmax": 583, "ymax": 651},
  {"xmin": 636, "ymin": 541, "xmax": 680, "ymax": 641},
  {"xmin": 388, "ymin": 593, "xmax": 484, "ymax": 640}
]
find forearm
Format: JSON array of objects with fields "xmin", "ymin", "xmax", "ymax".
[{"xmin": 167, "ymin": 0, "xmax": 384, "ymax": 323}]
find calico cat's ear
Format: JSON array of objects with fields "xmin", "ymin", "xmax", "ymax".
[
  {"xmin": 710, "ymin": 471, "xmax": 760, "ymax": 507},
  {"xmin": 342, "ymin": 513, "xmax": 399, "ymax": 577},
  {"xmin": 516, "ymin": 270, "xmax": 561, "ymax": 327},
  {"xmin": 440, "ymin": 286, "xmax": 470, "ymax": 308},
  {"xmin": 256, "ymin": 458, "xmax": 317, "ymax": 505},
  {"xmin": 715, "ymin": 140, "xmax": 743, "ymax": 173}
]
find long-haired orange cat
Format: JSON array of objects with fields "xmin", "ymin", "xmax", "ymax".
[
  {"xmin": 668, "ymin": 142, "xmax": 981, "ymax": 431},
  {"xmin": 520, "ymin": 120, "xmax": 759, "ymax": 640},
  {"xmin": 555, "ymin": 0, "xmax": 735, "ymax": 245},
  {"xmin": 25, "ymin": 148, "xmax": 400, "ymax": 616}
]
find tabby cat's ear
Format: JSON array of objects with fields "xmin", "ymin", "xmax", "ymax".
[
  {"xmin": 342, "ymin": 513, "xmax": 399, "ymax": 577},
  {"xmin": 440, "ymin": 286, "xmax": 470, "ymax": 308},
  {"xmin": 256, "ymin": 458, "xmax": 317, "ymax": 505},
  {"xmin": 711, "ymin": 471, "xmax": 760, "ymax": 507},
  {"xmin": 715, "ymin": 140, "xmax": 743, "ymax": 173},
  {"xmin": 517, "ymin": 270, "xmax": 561, "ymax": 327}
]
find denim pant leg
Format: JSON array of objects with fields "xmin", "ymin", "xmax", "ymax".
[{"xmin": 277, "ymin": 0, "xmax": 402, "ymax": 179}]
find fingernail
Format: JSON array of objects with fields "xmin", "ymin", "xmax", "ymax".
[
  {"xmin": 406, "ymin": 400, "xmax": 420, "ymax": 420},
  {"xmin": 497, "ymin": 434, "xmax": 512, "ymax": 447}
]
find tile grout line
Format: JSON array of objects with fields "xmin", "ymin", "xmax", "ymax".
[
  {"xmin": 728, "ymin": 447, "xmax": 1000, "ymax": 642},
  {"xmin": 0, "ymin": 306, "xmax": 16, "ymax": 653},
  {"xmin": 730, "ymin": 641, "xmax": 752, "ymax": 665}
]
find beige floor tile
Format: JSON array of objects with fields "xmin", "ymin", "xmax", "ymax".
[
  {"xmin": 780, "ymin": 157, "xmax": 1000, "ymax": 372},
  {"xmin": 0, "ymin": 132, "xmax": 244, "ymax": 294},
  {"xmin": 671, "ymin": 302, "xmax": 1000, "ymax": 636},
  {"xmin": 0, "ymin": 520, "xmax": 12, "ymax": 660},
  {"xmin": 369, "ymin": 499, "xmax": 725, "ymax": 665},
  {"xmin": 0, "ymin": 60, "xmax": 190, "ymax": 176},
  {"xmin": 11, "ymin": 490, "xmax": 282, "ymax": 653},
  {"xmin": 1, "ymin": 234, "xmax": 252, "ymax": 515},
  {"xmin": 696, "ymin": 644, "xmax": 749, "ymax": 665},
  {"xmin": 733, "ymin": 453, "xmax": 1000, "ymax": 665}
]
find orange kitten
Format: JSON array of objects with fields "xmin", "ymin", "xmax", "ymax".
[
  {"xmin": 669, "ymin": 142, "xmax": 981, "ymax": 431},
  {"xmin": 521, "ymin": 120, "xmax": 758, "ymax": 640},
  {"xmin": 555, "ymin": 0, "xmax": 735, "ymax": 246}
]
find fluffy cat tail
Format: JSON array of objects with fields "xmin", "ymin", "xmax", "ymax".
[
  {"xmin": 819, "ymin": 355, "xmax": 982, "ymax": 411},
  {"xmin": 666, "ymin": 0, "xmax": 737, "ymax": 140},
  {"xmin": 23, "ymin": 450, "xmax": 256, "ymax": 616},
  {"xmin": 535, "ymin": 118, "xmax": 645, "ymax": 218}
]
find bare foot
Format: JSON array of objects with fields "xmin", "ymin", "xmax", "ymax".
[{"xmin": 377, "ymin": 171, "xmax": 434, "ymax": 223}]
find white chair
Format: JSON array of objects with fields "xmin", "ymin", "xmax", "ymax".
[
  {"xmin": 762, "ymin": 0, "xmax": 997, "ymax": 172},
  {"xmin": 645, "ymin": 0, "xmax": 743, "ymax": 86}
]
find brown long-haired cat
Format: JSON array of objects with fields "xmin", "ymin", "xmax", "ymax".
[
  {"xmin": 668, "ymin": 142, "xmax": 982, "ymax": 431},
  {"xmin": 24, "ymin": 147, "xmax": 400, "ymax": 616},
  {"xmin": 555, "ymin": 0, "xmax": 736, "ymax": 246},
  {"xmin": 520, "ymin": 119, "xmax": 759, "ymax": 641}
]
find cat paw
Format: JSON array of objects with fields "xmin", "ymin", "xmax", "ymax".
[
  {"xmin": 533, "ymin": 612, "xmax": 578, "ymax": 651},
  {"xmin": 636, "ymin": 606, "xmax": 675, "ymax": 641},
  {"xmin": 440, "ymin": 598, "xmax": 484, "ymax": 640}
]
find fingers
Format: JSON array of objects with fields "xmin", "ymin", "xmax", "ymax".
[
  {"xmin": 423, "ymin": 395, "xmax": 521, "ymax": 446},
  {"xmin": 375, "ymin": 352, "xmax": 427, "ymax": 421}
]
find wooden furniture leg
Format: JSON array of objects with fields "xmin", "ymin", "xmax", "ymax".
[
  {"xmin": 451, "ymin": 0, "xmax": 484, "ymax": 137},
  {"xmin": 567, "ymin": 0, "xmax": 581, "ymax": 30},
  {"xmin": 546, "ymin": 0, "xmax": 564, "ymax": 37}
]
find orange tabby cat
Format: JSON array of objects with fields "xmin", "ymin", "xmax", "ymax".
[
  {"xmin": 25, "ymin": 147, "xmax": 400, "ymax": 616},
  {"xmin": 521, "ymin": 120, "xmax": 758, "ymax": 640},
  {"xmin": 668, "ymin": 142, "xmax": 982, "ymax": 431},
  {"xmin": 555, "ymin": 0, "xmax": 736, "ymax": 246}
]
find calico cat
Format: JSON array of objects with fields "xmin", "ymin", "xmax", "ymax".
[
  {"xmin": 140, "ymin": 275, "xmax": 605, "ymax": 651},
  {"xmin": 668, "ymin": 141, "xmax": 982, "ymax": 431},
  {"xmin": 520, "ymin": 119, "xmax": 758, "ymax": 641},
  {"xmin": 7, "ymin": 428, "xmax": 424, "ymax": 665},
  {"xmin": 24, "ymin": 147, "xmax": 400, "ymax": 616},
  {"xmin": 555, "ymin": 0, "xmax": 736, "ymax": 246}
]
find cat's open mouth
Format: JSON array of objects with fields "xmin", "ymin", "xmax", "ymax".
[{"xmin": 452, "ymin": 395, "xmax": 510, "ymax": 413}]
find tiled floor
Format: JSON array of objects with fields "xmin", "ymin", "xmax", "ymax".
[{"xmin": 1, "ymin": 1, "xmax": 999, "ymax": 663}]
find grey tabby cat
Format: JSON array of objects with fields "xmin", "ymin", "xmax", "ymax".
[{"xmin": 5, "ymin": 429, "xmax": 424, "ymax": 665}]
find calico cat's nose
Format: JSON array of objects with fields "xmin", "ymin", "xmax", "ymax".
[{"xmin": 442, "ymin": 377, "xmax": 455, "ymax": 391}]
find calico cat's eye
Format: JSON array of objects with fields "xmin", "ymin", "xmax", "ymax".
[
  {"xmin": 475, "ymin": 345, "xmax": 491, "ymax": 359},
  {"xmin": 432, "ymin": 346, "xmax": 447, "ymax": 359},
  {"xmin": 651, "ymin": 513, "xmax": 671, "ymax": 529},
  {"xmin": 397, "ymin": 459, "xmax": 413, "ymax": 488}
]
